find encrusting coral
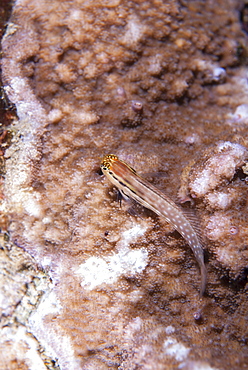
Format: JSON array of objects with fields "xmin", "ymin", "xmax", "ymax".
[{"xmin": 1, "ymin": 0, "xmax": 248, "ymax": 369}]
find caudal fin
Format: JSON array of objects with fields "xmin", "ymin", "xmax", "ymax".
[{"xmin": 200, "ymin": 263, "xmax": 207, "ymax": 297}]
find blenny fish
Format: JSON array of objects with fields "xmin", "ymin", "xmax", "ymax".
[{"xmin": 101, "ymin": 154, "xmax": 207, "ymax": 296}]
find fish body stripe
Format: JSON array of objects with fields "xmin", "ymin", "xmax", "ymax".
[{"xmin": 101, "ymin": 154, "xmax": 207, "ymax": 296}]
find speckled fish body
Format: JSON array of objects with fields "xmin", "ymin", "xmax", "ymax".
[{"xmin": 101, "ymin": 154, "xmax": 207, "ymax": 296}]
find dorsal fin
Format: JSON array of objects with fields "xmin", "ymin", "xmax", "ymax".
[{"xmin": 180, "ymin": 206, "xmax": 205, "ymax": 245}]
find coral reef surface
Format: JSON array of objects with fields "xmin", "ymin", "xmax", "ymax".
[{"xmin": 1, "ymin": 0, "xmax": 248, "ymax": 369}]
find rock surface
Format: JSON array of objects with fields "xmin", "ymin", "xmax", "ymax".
[{"xmin": 1, "ymin": 0, "xmax": 248, "ymax": 369}]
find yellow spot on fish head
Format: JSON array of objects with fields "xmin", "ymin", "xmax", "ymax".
[{"xmin": 101, "ymin": 154, "xmax": 119, "ymax": 171}]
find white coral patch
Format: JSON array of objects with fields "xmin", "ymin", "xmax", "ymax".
[
  {"xmin": 48, "ymin": 109, "xmax": 63, "ymax": 123},
  {"xmin": 9, "ymin": 187, "xmax": 42, "ymax": 217},
  {"xmin": 205, "ymin": 213, "xmax": 231, "ymax": 241},
  {"xmin": 9, "ymin": 76, "xmax": 26, "ymax": 94},
  {"xmin": 212, "ymin": 67, "xmax": 226, "ymax": 81},
  {"xmin": 179, "ymin": 360, "xmax": 221, "ymax": 370},
  {"xmin": 77, "ymin": 247, "xmax": 148, "ymax": 290},
  {"xmin": 193, "ymin": 59, "xmax": 226, "ymax": 82},
  {"xmin": 205, "ymin": 191, "xmax": 233, "ymax": 210},
  {"xmin": 29, "ymin": 290, "xmax": 81, "ymax": 370},
  {"xmin": 72, "ymin": 109, "xmax": 99, "ymax": 125},
  {"xmin": 215, "ymin": 246, "xmax": 235, "ymax": 266},
  {"xmin": 0, "ymin": 326, "xmax": 47, "ymax": 370},
  {"xmin": 121, "ymin": 16, "xmax": 146, "ymax": 47},
  {"xmin": 77, "ymin": 225, "xmax": 148, "ymax": 290},
  {"xmin": 165, "ymin": 325, "xmax": 175, "ymax": 335},
  {"xmin": 24, "ymin": 192, "xmax": 42, "ymax": 217},
  {"xmin": 227, "ymin": 104, "xmax": 248, "ymax": 125},
  {"xmin": 148, "ymin": 54, "xmax": 163, "ymax": 75},
  {"xmin": 164, "ymin": 337, "xmax": 190, "ymax": 362},
  {"xmin": 124, "ymin": 316, "xmax": 143, "ymax": 340},
  {"xmin": 190, "ymin": 142, "xmax": 247, "ymax": 197},
  {"xmin": 121, "ymin": 224, "xmax": 147, "ymax": 247}
]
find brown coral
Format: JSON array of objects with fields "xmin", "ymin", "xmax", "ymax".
[{"xmin": 1, "ymin": 0, "xmax": 248, "ymax": 369}]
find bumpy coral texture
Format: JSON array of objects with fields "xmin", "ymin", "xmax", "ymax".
[{"xmin": 1, "ymin": 0, "xmax": 248, "ymax": 369}]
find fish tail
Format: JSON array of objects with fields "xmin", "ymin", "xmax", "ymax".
[{"xmin": 199, "ymin": 263, "xmax": 207, "ymax": 297}]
